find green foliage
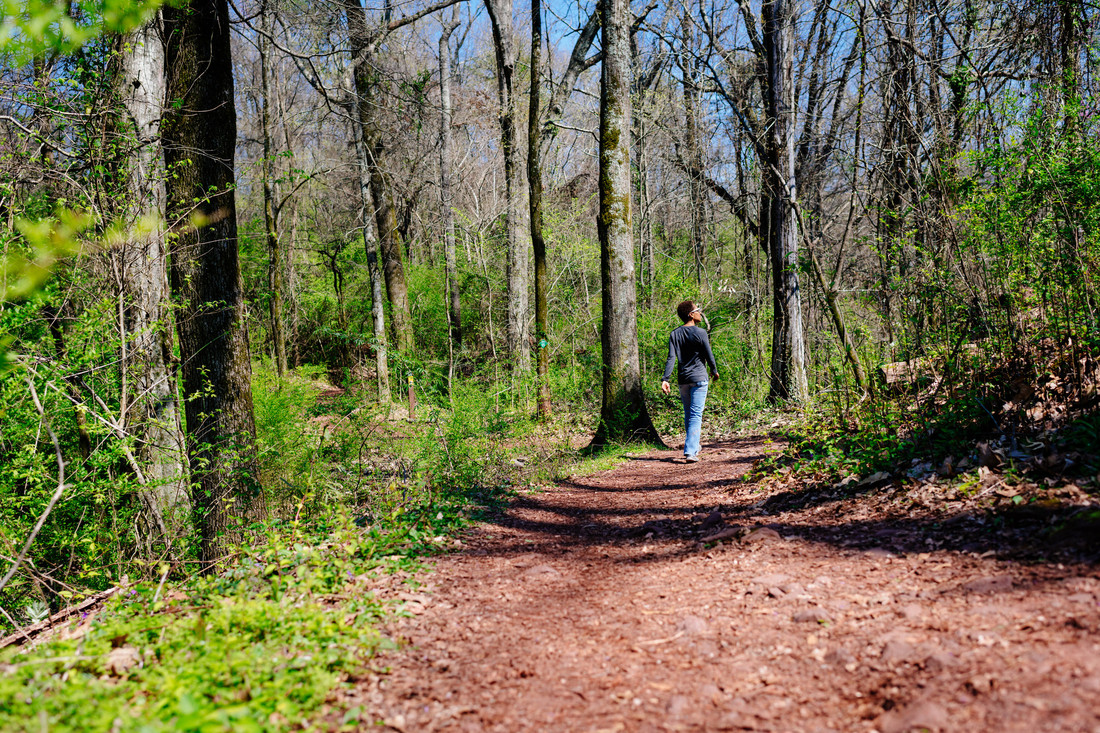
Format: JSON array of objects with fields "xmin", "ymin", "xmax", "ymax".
[
  {"xmin": 0, "ymin": 513, "xmax": 438, "ymax": 732},
  {"xmin": 0, "ymin": 311, "xmax": 151, "ymax": 614},
  {"xmin": 0, "ymin": 212, "xmax": 90, "ymax": 372},
  {"xmin": 956, "ymin": 116, "xmax": 1100, "ymax": 347},
  {"xmin": 0, "ymin": 0, "xmax": 159, "ymax": 61},
  {"xmin": 407, "ymin": 263, "xmax": 450, "ymax": 360},
  {"xmin": 413, "ymin": 379, "xmax": 514, "ymax": 502},
  {"xmin": 251, "ymin": 361, "xmax": 330, "ymax": 514},
  {"xmin": 6, "ymin": 212, "xmax": 88, "ymax": 302}
]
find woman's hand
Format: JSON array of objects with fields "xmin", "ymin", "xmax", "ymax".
[{"xmin": 661, "ymin": 380, "xmax": 671, "ymax": 395}]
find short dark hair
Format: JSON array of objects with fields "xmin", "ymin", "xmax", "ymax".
[{"xmin": 676, "ymin": 300, "xmax": 696, "ymax": 322}]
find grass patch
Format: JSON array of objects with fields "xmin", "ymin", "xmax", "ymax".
[{"xmin": 564, "ymin": 443, "xmax": 653, "ymax": 479}]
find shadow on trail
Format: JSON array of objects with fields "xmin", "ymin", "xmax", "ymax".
[
  {"xmin": 468, "ymin": 438, "xmax": 1100, "ymax": 568},
  {"xmin": 625, "ymin": 454, "xmax": 685, "ymax": 465}
]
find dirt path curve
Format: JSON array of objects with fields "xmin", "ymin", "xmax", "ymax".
[{"xmin": 349, "ymin": 437, "xmax": 1100, "ymax": 732}]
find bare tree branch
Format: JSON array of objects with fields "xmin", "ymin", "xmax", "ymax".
[{"xmin": 0, "ymin": 379, "xmax": 67, "ymax": 598}]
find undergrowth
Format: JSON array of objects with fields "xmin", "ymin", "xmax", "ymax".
[
  {"xmin": 748, "ymin": 342, "xmax": 1100, "ymax": 492},
  {"xmin": 0, "ymin": 364, "xmax": 622, "ymax": 732},
  {"xmin": 0, "ymin": 501, "xmax": 469, "ymax": 732}
]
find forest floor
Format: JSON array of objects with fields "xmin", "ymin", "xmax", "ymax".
[{"xmin": 339, "ymin": 434, "xmax": 1100, "ymax": 733}]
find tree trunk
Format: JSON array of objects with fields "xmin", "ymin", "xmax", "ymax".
[
  {"xmin": 353, "ymin": 124, "xmax": 392, "ymax": 403},
  {"xmin": 529, "ymin": 0, "xmax": 551, "ymax": 418},
  {"xmin": 163, "ymin": 0, "xmax": 264, "ymax": 565},
  {"xmin": 630, "ymin": 33, "xmax": 659, "ymax": 310},
  {"xmin": 117, "ymin": 14, "xmax": 190, "ymax": 555},
  {"xmin": 762, "ymin": 0, "xmax": 807, "ymax": 403},
  {"xmin": 439, "ymin": 3, "xmax": 462, "ymax": 353},
  {"xmin": 876, "ymin": 0, "xmax": 919, "ymax": 345},
  {"xmin": 484, "ymin": 0, "xmax": 529, "ymax": 370},
  {"xmin": 370, "ymin": 152, "xmax": 414, "ymax": 354},
  {"xmin": 259, "ymin": 2, "xmax": 287, "ymax": 379},
  {"xmin": 590, "ymin": 0, "xmax": 662, "ymax": 449},
  {"xmin": 801, "ymin": 231, "xmax": 870, "ymax": 396},
  {"xmin": 1058, "ymin": 0, "xmax": 1083, "ymax": 142},
  {"xmin": 635, "ymin": 95, "xmax": 655, "ymax": 309},
  {"xmin": 344, "ymin": 0, "xmax": 414, "ymax": 355},
  {"xmin": 680, "ymin": 5, "xmax": 706, "ymax": 284}
]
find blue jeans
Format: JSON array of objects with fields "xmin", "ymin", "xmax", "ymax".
[{"xmin": 678, "ymin": 381, "xmax": 709, "ymax": 457}]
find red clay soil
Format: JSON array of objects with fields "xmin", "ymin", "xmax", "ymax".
[{"xmin": 343, "ymin": 436, "xmax": 1100, "ymax": 732}]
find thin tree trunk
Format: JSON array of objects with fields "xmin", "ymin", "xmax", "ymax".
[
  {"xmin": 117, "ymin": 14, "xmax": 189, "ymax": 554},
  {"xmin": 796, "ymin": 214, "xmax": 870, "ymax": 396},
  {"xmin": 276, "ymin": 62, "xmax": 302, "ymax": 370},
  {"xmin": 590, "ymin": 0, "xmax": 662, "ymax": 448},
  {"xmin": 259, "ymin": 2, "xmax": 287, "ymax": 379},
  {"xmin": 163, "ymin": 0, "xmax": 264, "ymax": 565},
  {"xmin": 484, "ymin": 0, "xmax": 529, "ymax": 370},
  {"xmin": 636, "ymin": 107, "xmax": 655, "ymax": 309},
  {"xmin": 762, "ymin": 0, "xmax": 807, "ymax": 403},
  {"xmin": 288, "ymin": 206, "xmax": 301, "ymax": 367},
  {"xmin": 353, "ymin": 120, "xmax": 391, "ymax": 404},
  {"xmin": 344, "ymin": 0, "xmax": 414, "ymax": 355},
  {"xmin": 529, "ymin": 0, "xmax": 550, "ymax": 418},
  {"xmin": 631, "ymin": 31, "xmax": 666, "ymax": 311},
  {"xmin": 439, "ymin": 4, "xmax": 462, "ymax": 353},
  {"xmin": 371, "ymin": 164, "xmax": 414, "ymax": 354},
  {"xmin": 680, "ymin": 5, "xmax": 705, "ymax": 284}
]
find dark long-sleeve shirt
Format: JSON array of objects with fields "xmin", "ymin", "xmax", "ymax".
[{"xmin": 662, "ymin": 324, "xmax": 717, "ymax": 385}]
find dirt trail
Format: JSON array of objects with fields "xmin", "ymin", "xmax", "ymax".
[{"xmin": 348, "ymin": 437, "xmax": 1100, "ymax": 732}]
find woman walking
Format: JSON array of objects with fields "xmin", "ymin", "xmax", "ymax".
[{"xmin": 661, "ymin": 300, "xmax": 719, "ymax": 462}]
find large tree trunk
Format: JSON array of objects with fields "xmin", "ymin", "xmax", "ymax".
[
  {"xmin": 528, "ymin": 0, "xmax": 550, "ymax": 418},
  {"xmin": 163, "ymin": 0, "xmax": 264, "ymax": 565},
  {"xmin": 439, "ymin": 3, "xmax": 462, "ymax": 353},
  {"xmin": 344, "ymin": 0, "xmax": 414, "ymax": 355},
  {"xmin": 484, "ymin": 0, "xmax": 529, "ymax": 370},
  {"xmin": 590, "ymin": 0, "xmax": 662, "ymax": 449},
  {"xmin": 762, "ymin": 0, "xmax": 807, "ymax": 403},
  {"xmin": 259, "ymin": 2, "xmax": 287, "ymax": 379},
  {"xmin": 117, "ymin": 15, "xmax": 189, "ymax": 555}
]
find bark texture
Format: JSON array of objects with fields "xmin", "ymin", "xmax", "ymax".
[
  {"xmin": 590, "ymin": 0, "xmax": 662, "ymax": 448},
  {"xmin": 679, "ymin": 5, "xmax": 706, "ymax": 284},
  {"xmin": 344, "ymin": 0, "xmax": 414, "ymax": 355},
  {"xmin": 117, "ymin": 16, "xmax": 189, "ymax": 554},
  {"xmin": 259, "ymin": 3, "xmax": 287, "ymax": 378},
  {"xmin": 439, "ymin": 3, "xmax": 462, "ymax": 352},
  {"xmin": 354, "ymin": 127, "xmax": 392, "ymax": 403},
  {"xmin": 484, "ymin": 0, "xmax": 529, "ymax": 369},
  {"xmin": 163, "ymin": 0, "xmax": 264, "ymax": 564},
  {"xmin": 528, "ymin": 0, "xmax": 550, "ymax": 418},
  {"xmin": 762, "ymin": 0, "xmax": 807, "ymax": 403}
]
